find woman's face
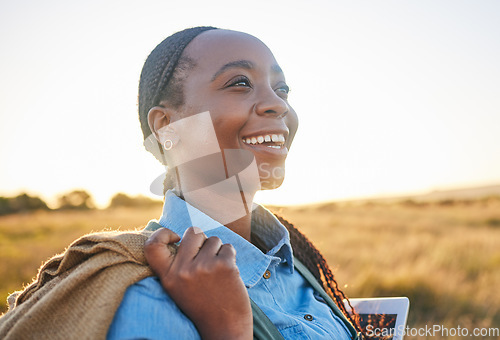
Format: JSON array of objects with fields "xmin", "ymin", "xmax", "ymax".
[{"xmin": 172, "ymin": 29, "xmax": 298, "ymax": 190}]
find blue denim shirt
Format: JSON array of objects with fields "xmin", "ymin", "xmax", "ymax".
[{"xmin": 107, "ymin": 191, "xmax": 352, "ymax": 339}]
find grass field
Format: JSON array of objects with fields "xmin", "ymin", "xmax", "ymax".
[{"xmin": 1, "ymin": 198, "xmax": 499, "ymax": 338}]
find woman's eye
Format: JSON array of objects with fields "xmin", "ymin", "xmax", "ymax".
[
  {"xmin": 275, "ymin": 84, "xmax": 290, "ymax": 97},
  {"xmin": 227, "ymin": 77, "xmax": 251, "ymax": 88}
]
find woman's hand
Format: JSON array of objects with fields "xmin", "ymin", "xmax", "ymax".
[{"xmin": 144, "ymin": 227, "xmax": 252, "ymax": 340}]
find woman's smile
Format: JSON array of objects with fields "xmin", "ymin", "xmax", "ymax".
[{"xmin": 240, "ymin": 131, "xmax": 288, "ymax": 157}]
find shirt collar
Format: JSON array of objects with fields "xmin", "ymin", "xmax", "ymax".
[{"xmin": 158, "ymin": 190, "xmax": 294, "ymax": 288}]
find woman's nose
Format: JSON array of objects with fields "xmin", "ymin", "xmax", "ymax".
[{"xmin": 254, "ymin": 88, "xmax": 289, "ymax": 118}]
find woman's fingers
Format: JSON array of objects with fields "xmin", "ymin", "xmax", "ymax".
[
  {"xmin": 196, "ymin": 236, "xmax": 223, "ymax": 258},
  {"xmin": 174, "ymin": 227, "xmax": 208, "ymax": 265},
  {"xmin": 217, "ymin": 243, "xmax": 237, "ymax": 260},
  {"xmin": 146, "ymin": 226, "xmax": 237, "ymax": 282},
  {"xmin": 144, "ymin": 228, "xmax": 181, "ymax": 277},
  {"xmin": 145, "ymin": 227, "xmax": 181, "ymax": 246},
  {"xmin": 216, "ymin": 243, "xmax": 238, "ymax": 273}
]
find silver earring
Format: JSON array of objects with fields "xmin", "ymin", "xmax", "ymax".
[{"xmin": 163, "ymin": 139, "xmax": 174, "ymax": 150}]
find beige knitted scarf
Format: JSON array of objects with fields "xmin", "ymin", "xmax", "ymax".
[{"xmin": 0, "ymin": 230, "xmax": 158, "ymax": 340}]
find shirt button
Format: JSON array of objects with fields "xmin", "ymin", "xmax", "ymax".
[
  {"xmin": 263, "ymin": 270, "xmax": 271, "ymax": 279},
  {"xmin": 304, "ymin": 314, "xmax": 314, "ymax": 321}
]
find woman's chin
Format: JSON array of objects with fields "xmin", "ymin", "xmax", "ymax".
[{"xmin": 259, "ymin": 177, "xmax": 285, "ymax": 190}]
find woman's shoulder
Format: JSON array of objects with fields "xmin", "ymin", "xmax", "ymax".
[
  {"xmin": 109, "ymin": 277, "xmax": 200, "ymax": 339},
  {"xmin": 125, "ymin": 276, "xmax": 169, "ymax": 299}
]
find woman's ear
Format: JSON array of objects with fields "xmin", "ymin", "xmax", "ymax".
[{"xmin": 147, "ymin": 106, "xmax": 174, "ymax": 142}]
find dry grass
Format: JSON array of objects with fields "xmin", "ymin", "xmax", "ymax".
[
  {"xmin": 0, "ymin": 206, "xmax": 162, "ymax": 311},
  {"xmin": 1, "ymin": 199, "xmax": 499, "ymax": 338},
  {"xmin": 271, "ymin": 198, "xmax": 500, "ymax": 338}
]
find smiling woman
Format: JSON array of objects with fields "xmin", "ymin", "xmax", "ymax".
[
  {"xmin": 0, "ymin": 27, "xmax": 362, "ymax": 340},
  {"xmin": 127, "ymin": 26, "xmax": 360, "ymax": 339}
]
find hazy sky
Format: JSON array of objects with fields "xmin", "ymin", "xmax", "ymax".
[{"xmin": 1, "ymin": 0, "xmax": 499, "ymax": 207}]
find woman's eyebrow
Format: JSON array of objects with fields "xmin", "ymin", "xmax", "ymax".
[{"xmin": 211, "ymin": 60, "xmax": 254, "ymax": 81}]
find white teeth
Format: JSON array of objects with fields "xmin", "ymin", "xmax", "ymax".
[{"xmin": 242, "ymin": 133, "xmax": 285, "ymax": 146}]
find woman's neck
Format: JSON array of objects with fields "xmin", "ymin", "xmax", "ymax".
[
  {"xmin": 177, "ymin": 184, "xmax": 255, "ymax": 242},
  {"xmin": 225, "ymin": 213, "xmax": 252, "ymax": 242}
]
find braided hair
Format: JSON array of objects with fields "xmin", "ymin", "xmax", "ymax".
[
  {"xmin": 138, "ymin": 26, "xmax": 217, "ymax": 140},
  {"xmin": 138, "ymin": 26, "xmax": 363, "ymax": 336},
  {"xmin": 139, "ymin": 26, "xmax": 217, "ymax": 172}
]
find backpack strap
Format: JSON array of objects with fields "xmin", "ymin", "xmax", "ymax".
[
  {"xmin": 250, "ymin": 299, "xmax": 286, "ymax": 340},
  {"xmin": 294, "ymin": 258, "xmax": 360, "ymax": 340}
]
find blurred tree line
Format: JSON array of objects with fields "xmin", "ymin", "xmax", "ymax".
[
  {"xmin": 109, "ymin": 193, "xmax": 162, "ymax": 208},
  {"xmin": 0, "ymin": 191, "xmax": 162, "ymax": 216},
  {"xmin": 0, "ymin": 193, "xmax": 49, "ymax": 215}
]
